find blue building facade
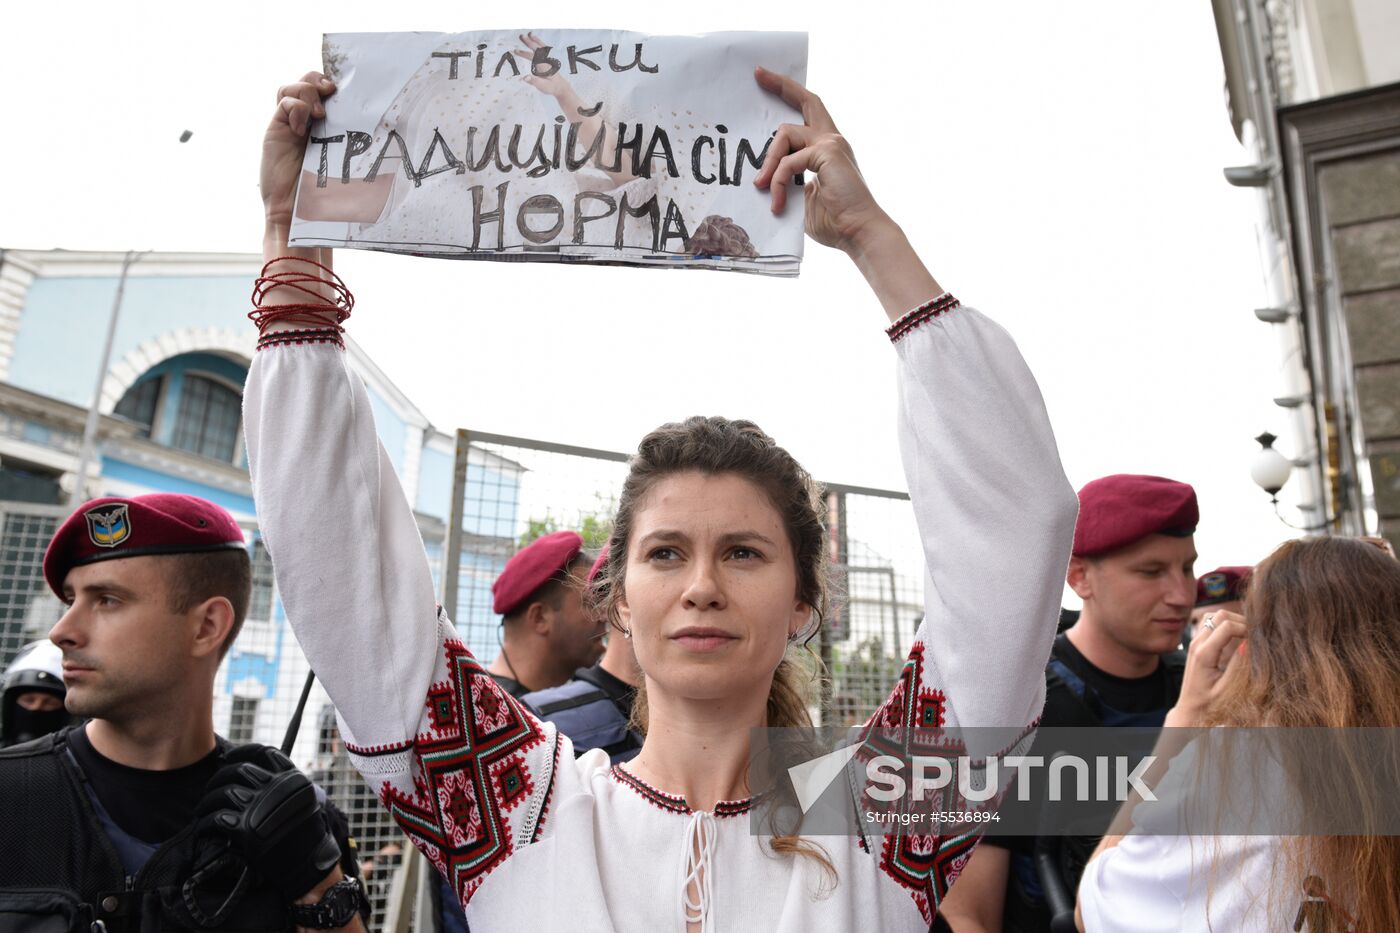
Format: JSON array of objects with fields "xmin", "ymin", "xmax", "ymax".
[{"xmin": 0, "ymin": 248, "xmax": 521, "ymax": 761}]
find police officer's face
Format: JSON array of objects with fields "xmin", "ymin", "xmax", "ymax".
[
  {"xmin": 617, "ymin": 471, "xmax": 811, "ymax": 706},
  {"xmin": 548, "ymin": 566, "xmax": 606, "ymax": 670},
  {"xmin": 15, "ymin": 691, "xmax": 64, "ymax": 712},
  {"xmin": 1077, "ymin": 535, "xmax": 1197, "ymax": 655},
  {"xmin": 48, "ymin": 557, "xmax": 200, "ymax": 720}
]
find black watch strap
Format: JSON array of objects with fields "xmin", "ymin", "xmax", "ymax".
[{"xmin": 289, "ymin": 877, "xmax": 369, "ymax": 929}]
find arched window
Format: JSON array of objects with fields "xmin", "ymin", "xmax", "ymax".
[
  {"xmin": 113, "ymin": 376, "xmax": 163, "ymax": 438},
  {"xmin": 109, "ymin": 352, "xmax": 249, "ymax": 465},
  {"xmin": 170, "ymin": 374, "xmax": 242, "ymax": 462}
]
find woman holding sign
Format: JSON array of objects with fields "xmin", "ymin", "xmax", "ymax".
[{"xmin": 248, "ymin": 64, "xmax": 1076, "ymax": 932}]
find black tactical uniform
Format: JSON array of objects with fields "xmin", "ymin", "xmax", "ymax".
[{"xmin": 0, "ymin": 726, "xmax": 363, "ymax": 932}]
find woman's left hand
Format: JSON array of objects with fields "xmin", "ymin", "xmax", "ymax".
[
  {"xmin": 752, "ymin": 68, "xmax": 892, "ymax": 254},
  {"xmin": 1167, "ymin": 609, "xmax": 1248, "ymax": 727}
]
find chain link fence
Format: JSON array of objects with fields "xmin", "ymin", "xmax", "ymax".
[
  {"xmin": 0, "ymin": 502, "xmax": 67, "ymax": 661},
  {"xmin": 0, "ymin": 429, "xmax": 925, "ymax": 929}
]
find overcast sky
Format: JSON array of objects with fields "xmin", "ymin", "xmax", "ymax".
[{"xmin": 2, "ymin": 2, "xmax": 1305, "ymax": 581}]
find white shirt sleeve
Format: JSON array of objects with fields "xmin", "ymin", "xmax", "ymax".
[
  {"xmin": 244, "ymin": 336, "xmax": 561, "ymax": 908},
  {"xmin": 862, "ymin": 295, "xmax": 1078, "ymax": 924},
  {"xmin": 1077, "ymin": 835, "xmax": 1187, "ymax": 932},
  {"xmin": 244, "ymin": 342, "xmax": 438, "ymax": 748},
  {"xmin": 867, "ymin": 297, "xmax": 1077, "ymax": 740}
]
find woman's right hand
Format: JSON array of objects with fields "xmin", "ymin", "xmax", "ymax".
[
  {"xmin": 262, "ymin": 72, "xmax": 336, "ymax": 231},
  {"xmin": 1167, "ymin": 609, "xmax": 1248, "ymax": 727}
]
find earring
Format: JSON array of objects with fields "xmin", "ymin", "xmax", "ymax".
[{"xmin": 623, "ymin": 628, "xmax": 632, "ymax": 639}]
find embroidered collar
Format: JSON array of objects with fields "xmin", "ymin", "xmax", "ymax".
[{"xmin": 609, "ymin": 765, "xmax": 758, "ymax": 818}]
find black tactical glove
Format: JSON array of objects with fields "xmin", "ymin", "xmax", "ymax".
[{"xmin": 196, "ymin": 744, "xmax": 342, "ymax": 901}]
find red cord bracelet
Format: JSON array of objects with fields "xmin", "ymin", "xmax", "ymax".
[{"xmin": 249, "ymin": 256, "xmax": 353, "ymax": 335}]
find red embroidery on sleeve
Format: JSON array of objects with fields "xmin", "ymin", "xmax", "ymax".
[
  {"xmin": 886, "ymin": 294, "xmax": 961, "ymax": 343},
  {"xmin": 860, "ymin": 643, "xmax": 988, "ymax": 925},
  {"xmin": 256, "ymin": 327, "xmax": 346, "ymax": 351},
  {"xmin": 371, "ymin": 635, "xmax": 550, "ymax": 907}
]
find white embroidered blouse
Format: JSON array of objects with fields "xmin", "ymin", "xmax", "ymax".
[{"xmin": 244, "ymin": 292, "xmax": 1077, "ymax": 932}]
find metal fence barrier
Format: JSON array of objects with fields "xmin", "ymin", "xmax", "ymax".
[{"xmin": 0, "ymin": 501, "xmax": 67, "ymax": 658}]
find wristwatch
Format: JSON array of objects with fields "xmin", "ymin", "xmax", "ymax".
[{"xmin": 289, "ymin": 877, "xmax": 370, "ymax": 929}]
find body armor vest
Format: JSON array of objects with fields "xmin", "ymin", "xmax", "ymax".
[
  {"xmin": 0, "ymin": 729, "xmax": 292, "ymax": 932},
  {"xmin": 524, "ymin": 674, "xmax": 642, "ymax": 764}
]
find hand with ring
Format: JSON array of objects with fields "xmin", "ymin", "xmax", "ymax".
[{"xmin": 1167, "ymin": 609, "xmax": 1247, "ymax": 728}]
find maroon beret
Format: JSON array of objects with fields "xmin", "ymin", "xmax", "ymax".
[
  {"xmin": 586, "ymin": 545, "xmax": 610, "ymax": 587},
  {"xmin": 44, "ymin": 494, "xmax": 247, "ymax": 597},
  {"xmin": 1195, "ymin": 566, "xmax": 1252, "ymax": 606},
  {"xmin": 1072, "ymin": 474, "xmax": 1198, "ymax": 557},
  {"xmin": 492, "ymin": 531, "xmax": 584, "ymax": 616}
]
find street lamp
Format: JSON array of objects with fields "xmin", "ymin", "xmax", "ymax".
[
  {"xmin": 1251, "ymin": 432, "xmax": 1329, "ymax": 531},
  {"xmin": 1250, "ymin": 432, "xmax": 1292, "ymax": 502}
]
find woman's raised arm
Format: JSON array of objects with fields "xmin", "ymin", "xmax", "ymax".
[
  {"xmin": 755, "ymin": 68, "xmax": 1077, "ymax": 738},
  {"xmin": 756, "ymin": 68, "xmax": 1077, "ymax": 921},
  {"xmin": 246, "ymin": 72, "xmax": 560, "ymax": 912}
]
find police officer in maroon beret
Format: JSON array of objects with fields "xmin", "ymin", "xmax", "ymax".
[
  {"xmin": 0, "ymin": 494, "xmax": 368, "ymax": 931},
  {"xmin": 521, "ymin": 546, "xmax": 644, "ymax": 764},
  {"xmin": 485, "ymin": 530, "xmax": 605, "ymax": 698},
  {"xmin": 942, "ymin": 474, "xmax": 1198, "ymax": 933}
]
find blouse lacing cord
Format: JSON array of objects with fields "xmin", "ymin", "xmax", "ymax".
[{"xmin": 680, "ymin": 810, "xmax": 717, "ymax": 933}]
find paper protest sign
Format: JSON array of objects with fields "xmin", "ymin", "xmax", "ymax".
[{"xmin": 289, "ymin": 30, "xmax": 808, "ymax": 275}]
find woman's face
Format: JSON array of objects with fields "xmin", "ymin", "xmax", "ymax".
[{"xmin": 618, "ymin": 471, "xmax": 810, "ymax": 703}]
